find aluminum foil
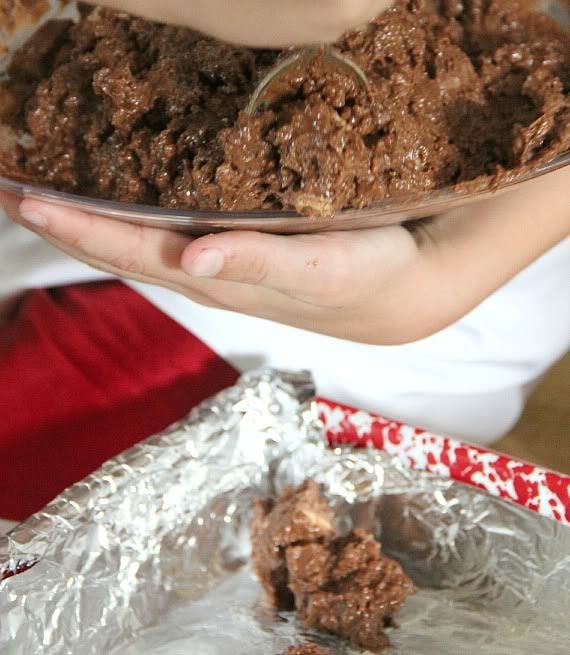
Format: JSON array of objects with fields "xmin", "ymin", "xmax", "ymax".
[{"xmin": 1, "ymin": 369, "xmax": 569, "ymax": 655}]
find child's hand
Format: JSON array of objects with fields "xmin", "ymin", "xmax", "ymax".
[
  {"xmin": 99, "ymin": 1, "xmax": 392, "ymax": 47},
  {"xmin": 3, "ymin": 167, "xmax": 568, "ymax": 345}
]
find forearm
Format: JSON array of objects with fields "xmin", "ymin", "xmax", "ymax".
[
  {"xmin": 408, "ymin": 167, "xmax": 570, "ymax": 339},
  {"xmin": 95, "ymin": 1, "xmax": 391, "ymax": 47}
]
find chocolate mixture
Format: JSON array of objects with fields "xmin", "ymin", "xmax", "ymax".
[
  {"xmin": 251, "ymin": 481, "xmax": 416, "ymax": 652},
  {"xmin": 0, "ymin": 0, "xmax": 568, "ymax": 216},
  {"xmin": 280, "ymin": 645, "xmax": 329, "ymax": 655}
]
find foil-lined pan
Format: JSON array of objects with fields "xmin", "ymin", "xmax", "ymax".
[{"xmin": 1, "ymin": 370, "xmax": 569, "ymax": 654}]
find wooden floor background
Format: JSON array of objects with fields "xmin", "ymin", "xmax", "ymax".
[{"xmin": 493, "ymin": 353, "xmax": 570, "ymax": 474}]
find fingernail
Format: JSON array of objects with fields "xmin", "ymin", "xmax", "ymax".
[
  {"xmin": 19, "ymin": 207, "xmax": 48, "ymax": 229},
  {"xmin": 188, "ymin": 248, "xmax": 225, "ymax": 278}
]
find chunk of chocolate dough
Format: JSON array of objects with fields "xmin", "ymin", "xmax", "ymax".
[
  {"xmin": 251, "ymin": 481, "xmax": 416, "ymax": 651},
  {"xmin": 280, "ymin": 645, "xmax": 329, "ymax": 655}
]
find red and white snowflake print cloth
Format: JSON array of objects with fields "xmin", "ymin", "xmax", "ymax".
[{"xmin": 318, "ymin": 400, "xmax": 570, "ymax": 525}]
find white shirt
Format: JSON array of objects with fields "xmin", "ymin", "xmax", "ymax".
[{"xmin": 1, "ymin": 212, "xmax": 569, "ymax": 445}]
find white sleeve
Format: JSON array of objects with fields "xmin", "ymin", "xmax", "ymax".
[{"xmin": 0, "ymin": 211, "xmax": 112, "ymax": 298}]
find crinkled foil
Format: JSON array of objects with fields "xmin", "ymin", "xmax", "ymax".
[{"xmin": 1, "ymin": 370, "xmax": 569, "ymax": 655}]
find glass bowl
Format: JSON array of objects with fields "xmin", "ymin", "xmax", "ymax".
[{"xmin": 0, "ymin": 0, "xmax": 568, "ymax": 235}]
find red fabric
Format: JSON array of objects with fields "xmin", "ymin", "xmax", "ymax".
[{"xmin": 0, "ymin": 281, "xmax": 238, "ymax": 521}]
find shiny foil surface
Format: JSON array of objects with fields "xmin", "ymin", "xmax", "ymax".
[{"xmin": 1, "ymin": 370, "xmax": 569, "ymax": 654}]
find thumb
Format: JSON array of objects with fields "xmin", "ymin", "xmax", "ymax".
[{"xmin": 180, "ymin": 227, "xmax": 416, "ymax": 305}]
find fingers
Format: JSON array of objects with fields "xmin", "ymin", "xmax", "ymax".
[
  {"xmin": 44, "ymin": 231, "xmax": 223, "ymax": 309},
  {"xmin": 8, "ymin": 198, "xmax": 228, "ymax": 308},
  {"xmin": 181, "ymin": 226, "xmax": 418, "ymax": 307},
  {"xmin": 0, "ymin": 191, "xmax": 23, "ymax": 220},
  {"xmin": 15, "ymin": 199, "xmax": 191, "ymax": 282}
]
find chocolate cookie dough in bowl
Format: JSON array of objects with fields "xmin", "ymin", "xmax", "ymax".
[{"xmin": 0, "ymin": 0, "xmax": 568, "ymax": 235}]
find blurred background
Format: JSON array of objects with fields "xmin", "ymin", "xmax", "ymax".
[{"xmin": 495, "ymin": 354, "xmax": 569, "ymax": 474}]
